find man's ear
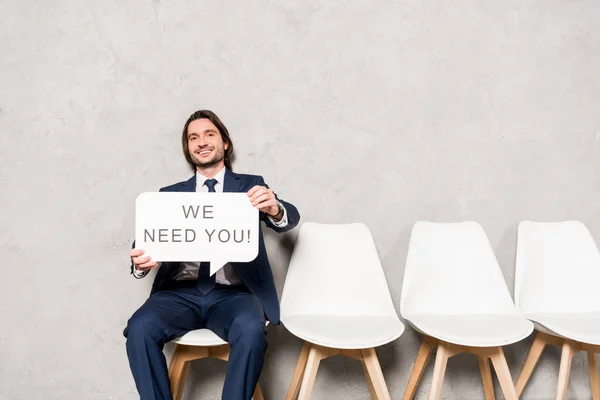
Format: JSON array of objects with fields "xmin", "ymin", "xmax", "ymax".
[{"xmin": 224, "ymin": 142, "xmax": 229, "ymax": 150}]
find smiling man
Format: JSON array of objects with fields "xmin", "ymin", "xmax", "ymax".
[{"xmin": 124, "ymin": 110, "xmax": 300, "ymax": 400}]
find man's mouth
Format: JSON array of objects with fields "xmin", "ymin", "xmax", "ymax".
[{"xmin": 195, "ymin": 148, "xmax": 213, "ymax": 157}]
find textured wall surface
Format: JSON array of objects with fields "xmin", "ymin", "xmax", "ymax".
[{"xmin": 1, "ymin": 0, "xmax": 600, "ymax": 399}]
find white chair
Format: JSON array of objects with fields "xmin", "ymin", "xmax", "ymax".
[
  {"xmin": 168, "ymin": 328, "xmax": 264, "ymax": 400},
  {"xmin": 401, "ymin": 221, "xmax": 533, "ymax": 400},
  {"xmin": 281, "ymin": 222, "xmax": 405, "ymax": 400},
  {"xmin": 514, "ymin": 220, "xmax": 600, "ymax": 400}
]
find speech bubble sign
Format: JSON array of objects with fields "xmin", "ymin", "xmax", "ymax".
[{"xmin": 135, "ymin": 192, "xmax": 259, "ymax": 275}]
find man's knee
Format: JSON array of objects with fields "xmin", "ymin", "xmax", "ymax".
[
  {"xmin": 124, "ymin": 312, "xmax": 164, "ymax": 342},
  {"xmin": 229, "ymin": 318, "xmax": 267, "ymax": 350}
]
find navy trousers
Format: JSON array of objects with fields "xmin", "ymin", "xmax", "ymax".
[{"xmin": 124, "ymin": 284, "xmax": 267, "ymax": 400}]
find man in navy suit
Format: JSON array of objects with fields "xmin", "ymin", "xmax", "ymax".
[{"xmin": 125, "ymin": 110, "xmax": 300, "ymax": 400}]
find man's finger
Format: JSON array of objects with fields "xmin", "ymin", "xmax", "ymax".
[
  {"xmin": 137, "ymin": 261, "xmax": 158, "ymax": 270},
  {"xmin": 251, "ymin": 193, "xmax": 270, "ymax": 205},
  {"xmin": 249, "ymin": 187, "xmax": 269, "ymax": 202},
  {"xmin": 251, "ymin": 193, "xmax": 272, "ymax": 206},
  {"xmin": 130, "ymin": 249, "xmax": 145, "ymax": 257},
  {"xmin": 247, "ymin": 185, "xmax": 263, "ymax": 197},
  {"xmin": 255, "ymin": 199, "xmax": 277, "ymax": 210},
  {"xmin": 134, "ymin": 255, "xmax": 151, "ymax": 265}
]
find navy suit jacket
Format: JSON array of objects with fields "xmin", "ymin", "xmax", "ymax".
[{"xmin": 133, "ymin": 169, "xmax": 300, "ymax": 324}]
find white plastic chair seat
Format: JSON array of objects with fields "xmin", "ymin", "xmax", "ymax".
[
  {"xmin": 283, "ymin": 315, "xmax": 405, "ymax": 349},
  {"xmin": 173, "ymin": 321, "xmax": 270, "ymax": 347},
  {"xmin": 526, "ymin": 312, "xmax": 600, "ymax": 345},
  {"xmin": 173, "ymin": 329, "xmax": 227, "ymax": 347},
  {"xmin": 405, "ymin": 313, "xmax": 533, "ymax": 347}
]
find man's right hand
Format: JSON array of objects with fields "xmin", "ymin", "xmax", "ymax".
[{"xmin": 130, "ymin": 249, "xmax": 159, "ymax": 271}]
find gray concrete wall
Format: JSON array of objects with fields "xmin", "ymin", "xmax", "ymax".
[{"xmin": 1, "ymin": 0, "xmax": 599, "ymax": 398}]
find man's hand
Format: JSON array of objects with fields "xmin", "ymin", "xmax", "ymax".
[
  {"xmin": 248, "ymin": 185, "xmax": 282, "ymax": 219},
  {"xmin": 130, "ymin": 248, "xmax": 158, "ymax": 271}
]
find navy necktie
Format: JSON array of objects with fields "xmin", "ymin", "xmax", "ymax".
[
  {"xmin": 204, "ymin": 178, "xmax": 217, "ymax": 192},
  {"xmin": 196, "ymin": 179, "xmax": 218, "ymax": 294}
]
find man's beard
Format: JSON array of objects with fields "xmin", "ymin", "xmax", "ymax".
[{"xmin": 191, "ymin": 149, "xmax": 225, "ymax": 168}]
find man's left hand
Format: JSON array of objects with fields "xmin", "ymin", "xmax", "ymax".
[{"xmin": 248, "ymin": 185, "xmax": 281, "ymax": 219}]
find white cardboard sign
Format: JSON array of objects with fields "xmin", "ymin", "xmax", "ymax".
[{"xmin": 135, "ymin": 192, "xmax": 259, "ymax": 275}]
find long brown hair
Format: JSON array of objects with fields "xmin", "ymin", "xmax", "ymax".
[{"xmin": 181, "ymin": 110, "xmax": 235, "ymax": 171}]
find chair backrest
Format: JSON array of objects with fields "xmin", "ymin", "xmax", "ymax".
[
  {"xmin": 515, "ymin": 220, "xmax": 600, "ymax": 314},
  {"xmin": 401, "ymin": 221, "xmax": 518, "ymax": 318},
  {"xmin": 280, "ymin": 222, "xmax": 398, "ymax": 319}
]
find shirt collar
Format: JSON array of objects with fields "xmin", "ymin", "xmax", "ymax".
[{"xmin": 196, "ymin": 166, "xmax": 226, "ymax": 191}]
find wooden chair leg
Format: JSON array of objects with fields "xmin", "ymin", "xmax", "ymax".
[
  {"xmin": 516, "ymin": 332, "xmax": 547, "ymax": 396},
  {"xmin": 403, "ymin": 337, "xmax": 435, "ymax": 400},
  {"xmin": 252, "ymin": 383, "xmax": 264, "ymax": 400},
  {"xmin": 588, "ymin": 352, "xmax": 600, "ymax": 400},
  {"xmin": 168, "ymin": 345, "xmax": 211, "ymax": 400},
  {"xmin": 428, "ymin": 343, "xmax": 450, "ymax": 400},
  {"xmin": 297, "ymin": 345, "xmax": 325, "ymax": 400},
  {"xmin": 361, "ymin": 348, "xmax": 391, "ymax": 400},
  {"xmin": 361, "ymin": 358, "xmax": 378, "ymax": 399},
  {"xmin": 556, "ymin": 340, "xmax": 576, "ymax": 400},
  {"xmin": 490, "ymin": 347, "xmax": 518, "ymax": 400},
  {"xmin": 173, "ymin": 361, "xmax": 190, "ymax": 400},
  {"xmin": 478, "ymin": 356, "xmax": 495, "ymax": 400},
  {"xmin": 285, "ymin": 342, "xmax": 312, "ymax": 400},
  {"xmin": 168, "ymin": 346, "xmax": 188, "ymax": 399}
]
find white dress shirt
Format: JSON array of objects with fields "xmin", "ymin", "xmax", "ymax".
[{"xmin": 133, "ymin": 167, "xmax": 288, "ymax": 285}]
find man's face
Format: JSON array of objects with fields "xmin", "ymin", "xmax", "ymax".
[{"xmin": 187, "ymin": 118, "xmax": 228, "ymax": 169}]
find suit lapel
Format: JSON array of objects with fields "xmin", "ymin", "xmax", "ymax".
[
  {"xmin": 223, "ymin": 168, "xmax": 243, "ymax": 193},
  {"xmin": 179, "ymin": 175, "xmax": 196, "ymax": 192}
]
